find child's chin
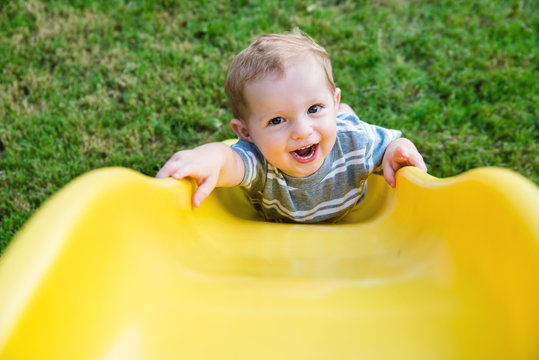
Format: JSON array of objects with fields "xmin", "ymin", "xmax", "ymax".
[{"xmin": 284, "ymin": 163, "xmax": 323, "ymax": 178}]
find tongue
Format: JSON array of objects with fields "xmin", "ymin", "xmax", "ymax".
[{"xmin": 295, "ymin": 146, "xmax": 312, "ymax": 157}]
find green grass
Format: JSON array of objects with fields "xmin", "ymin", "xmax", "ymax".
[{"xmin": 1, "ymin": 0, "xmax": 538, "ymax": 252}]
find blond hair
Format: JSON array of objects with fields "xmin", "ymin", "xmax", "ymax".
[{"xmin": 225, "ymin": 31, "xmax": 335, "ymax": 121}]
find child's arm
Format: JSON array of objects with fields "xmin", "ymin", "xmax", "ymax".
[
  {"xmin": 382, "ymin": 138, "xmax": 427, "ymax": 187},
  {"xmin": 156, "ymin": 143, "xmax": 245, "ymax": 207}
]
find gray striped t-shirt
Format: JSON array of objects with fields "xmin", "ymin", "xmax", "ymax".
[{"xmin": 231, "ymin": 112, "xmax": 401, "ymax": 223}]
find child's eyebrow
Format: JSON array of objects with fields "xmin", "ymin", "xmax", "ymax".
[
  {"xmin": 256, "ymin": 106, "xmax": 287, "ymax": 120},
  {"xmin": 250, "ymin": 110, "xmax": 282, "ymax": 125}
]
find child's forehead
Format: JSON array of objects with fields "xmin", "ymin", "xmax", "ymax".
[
  {"xmin": 235, "ymin": 53, "xmax": 335, "ymax": 121},
  {"xmin": 242, "ymin": 59, "xmax": 334, "ymax": 118}
]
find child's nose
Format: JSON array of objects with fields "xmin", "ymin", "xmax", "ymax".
[{"xmin": 291, "ymin": 117, "xmax": 313, "ymax": 140}]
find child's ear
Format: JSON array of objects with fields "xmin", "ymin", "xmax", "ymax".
[
  {"xmin": 230, "ymin": 118, "xmax": 252, "ymax": 142},
  {"xmin": 334, "ymin": 87, "xmax": 341, "ymax": 107}
]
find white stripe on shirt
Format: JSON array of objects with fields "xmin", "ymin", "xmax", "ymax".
[
  {"xmin": 234, "ymin": 147, "xmax": 257, "ymax": 187},
  {"xmin": 337, "ymin": 119, "xmax": 366, "ymax": 133},
  {"xmin": 261, "ymin": 187, "xmax": 363, "ymax": 222},
  {"xmin": 321, "ymin": 158, "xmax": 366, "ymax": 182}
]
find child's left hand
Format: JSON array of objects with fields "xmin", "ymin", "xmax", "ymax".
[{"xmin": 382, "ymin": 138, "xmax": 427, "ymax": 187}]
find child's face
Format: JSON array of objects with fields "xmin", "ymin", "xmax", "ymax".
[{"xmin": 234, "ymin": 57, "xmax": 340, "ymax": 178}]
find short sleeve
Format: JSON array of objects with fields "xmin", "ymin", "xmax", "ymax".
[
  {"xmin": 362, "ymin": 122, "xmax": 401, "ymax": 173},
  {"xmin": 230, "ymin": 140, "xmax": 266, "ymax": 190},
  {"xmin": 336, "ymin": 112, "xmax": 401, "ymax": 175}
]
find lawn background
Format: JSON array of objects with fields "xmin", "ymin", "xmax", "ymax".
[{"xmin": 1, "ymin": 0, "xmax": 538, "ymax": 252}]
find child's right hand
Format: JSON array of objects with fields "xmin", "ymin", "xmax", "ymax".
[
  {"xmin": 381, "ymin": 138, "xmax": 427, "ymax": 187},
  {"xmin": 156, "ymin": 143, "xmax": 244, "ymax": 207}
]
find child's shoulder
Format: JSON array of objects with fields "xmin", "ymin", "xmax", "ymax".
[
  {"xmin": 336, "ymin": 112, "xmax": 368, "ymax": 134},
  {"xmin": 336, "ymin": 111, "xmax": 360, "ymax": 123},
  {"xmin": 230, "ymin": 139, "xmax": 266, "ymax": 167},
  {"xmin": 231, "ymin": 139, "xmax": 262, "ymax": 157}
]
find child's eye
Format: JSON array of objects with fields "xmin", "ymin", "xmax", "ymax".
[
  {"xmin": 308, "ymin": 105, "xmax": 321, "ymax": 114},
  {"xmin": 268, "ymin": 117, "xmax": 285, "ymax": 126}
]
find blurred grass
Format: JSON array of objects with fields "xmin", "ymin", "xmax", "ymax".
[{"xmin": 1, "ymin": 0, "xmax": 538, "ymax": 251}]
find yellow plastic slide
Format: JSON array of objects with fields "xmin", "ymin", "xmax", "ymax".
[{"xmin": 0, "ymin": 166, "xmax": 538, "ymax": 359}]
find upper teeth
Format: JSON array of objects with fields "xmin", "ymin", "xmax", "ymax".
[{"xmin": 297, "ymin": 145, "xmax": 312, "ymax": 150}]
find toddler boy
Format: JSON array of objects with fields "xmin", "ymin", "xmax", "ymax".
[{"xmin": 157, "ymin": 32, "xmax": 427, "ymax": 223}]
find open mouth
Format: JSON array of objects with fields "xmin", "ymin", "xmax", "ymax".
[{"xmin": 290, "ymin": 144, "xmax": 318, "ymax": 163}]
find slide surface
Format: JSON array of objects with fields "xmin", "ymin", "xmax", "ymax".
[{"xmin": 0, "ymin": 166, "xmax": 538, "ymax": 359}]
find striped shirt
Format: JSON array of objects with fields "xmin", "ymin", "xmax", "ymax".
[{"xmin": 231, "ymin": 112, "xmax": 401, "ymax": 223}]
